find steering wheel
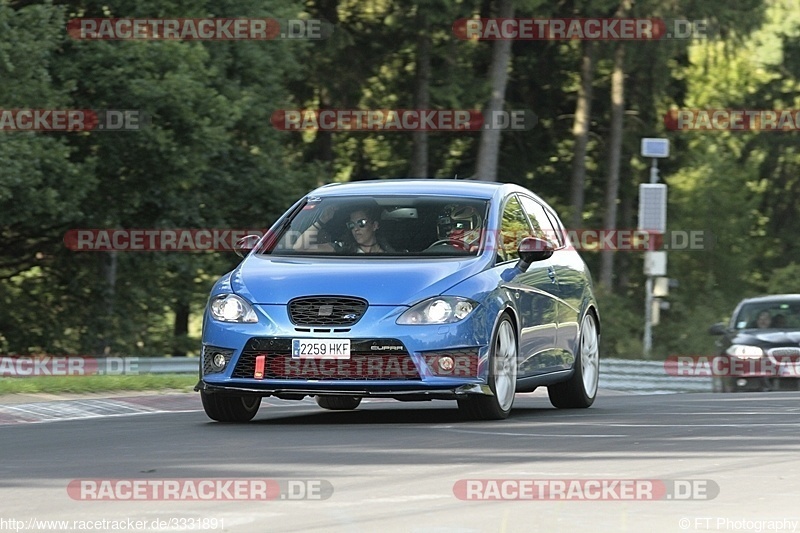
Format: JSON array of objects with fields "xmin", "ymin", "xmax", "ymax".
[{"xmin": 426, "ymin": 238, "xmax": 468, "ymax": 250}]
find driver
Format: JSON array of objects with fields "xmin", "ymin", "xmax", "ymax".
[{"xmin": 434, "ymin": 205, "xmax": 483, "ymax": 250}]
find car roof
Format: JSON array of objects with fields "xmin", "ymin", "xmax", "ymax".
[
  {"xmin": 738, "ymin": 294, "xmax": 800, "ymax": 304},
  {"xmin": 309, "ymin": 179, "xmax": 528, "ymax": 200}
]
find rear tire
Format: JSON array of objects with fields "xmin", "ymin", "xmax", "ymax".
[
  {"xmin": 315, "ymin": 396, "xmax": 362, "ymax": 410},
  {"xmin": 201, "ymin": 391, "xmax": 261, "ymax": 422},
  {"xmin": 548, "ymin": 311, "xmax": 599, "ymax": 409},
  {"xmin": 458, "ymin": 315, "xmax": 518, "ymax": 420}
]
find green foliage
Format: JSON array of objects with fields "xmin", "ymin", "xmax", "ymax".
[
  {"xmin": 0, "ymin": 373, "xmax": 197, "ymax": 394},
  {"xmin": 595, "ymin": 288, "xmax": 644, "ymax": 359},
  {"xmin": 1, "ymin": 0, "xmax": 311, "ymax": 355},
  {"xmin": 2, "ymin": 0, "xmax": 797, "ymax": 361},
  {"xmin": 766, "ymin": 263, "xmax": 800, "ymax": 294}
]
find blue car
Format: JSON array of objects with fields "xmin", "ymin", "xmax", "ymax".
[{"xmin": 197, "ymin": 179, "xmax": 600, "ymax": 421}]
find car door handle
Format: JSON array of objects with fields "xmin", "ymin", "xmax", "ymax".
[{"xmin": 547, "ymin": 266, "xmax": 557, "ymax": 284}]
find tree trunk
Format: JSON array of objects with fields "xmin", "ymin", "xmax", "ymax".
[
  {"xmin": 317, "ymin": 89, "xmax": 334, "ymax": 186},
  {"xmin": 616, "ymin": 186, "xmax": 633, "ymax": 290},
  {"xmin": 410, "ymin": 12, "xmax": 430, "ymax": 178},
  {"xmin": 98, "ymin": 251, "xmax": 117, "ymax": 355},
  {"xmin": 473, "ymin": 0, "xmax": 514, "ymax": 182},
  {"xmin": 172, "ymin": 301, "xmax": 190, "ymax": 357},
  {"xmin": 310, "ymin": 0, "xmax": 339, "ymax": 185},
  {"xmin": 569, "ymin": 41, "xmax": 596, "ymax": 228},
  {"xmin": 599, "ymin": 41, "xmax": 627, "ymax": 289}
]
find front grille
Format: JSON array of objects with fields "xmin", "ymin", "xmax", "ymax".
[
  {"xmin": 202, "ymin": 346, "xmax": 234, "ymax": 375},
  {"xmin": 288, "ymin": 297, "xmax": 367, "ymax": 326},
  {"xmin": 233, "ymin": 338, "xmax": 419, "ymax": 380},
  {"xmin": 767, "ymin": 347, "xmax": 800, "ymax": 362}
]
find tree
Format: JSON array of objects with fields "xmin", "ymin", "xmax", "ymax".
[
  {"xmin": 473, "ymin": 0, "xmax": 514, "ymax": 182},
  {"xmin": 569, "ymin": 41, "xmax": 597, "ymax": 228},
  {"xmin": 598, "ymin": 0, "xmax": 631, "ymax": 289}
]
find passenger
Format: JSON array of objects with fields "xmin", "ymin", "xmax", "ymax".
[
  {"xmin": 755, "ymin": 310, "xmax": 772, "ymax": 329},
  {"xmin": 294, "ymin": 203, "xmax": 393, "ymax": 253},
  {"xmin": 342, "ymin": 207, "xmax": 394, "ymax": 254},
  {"xmin": 771, "ymin": 314, "xmax": 787, "ymax": 328},
  {"xmin": 292, "ymin": 205, "xmax": 336, "ymax": 252}
]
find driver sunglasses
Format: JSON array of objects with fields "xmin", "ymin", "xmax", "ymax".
[{"xmin": 346, "ymin": 218, "xmax": 371, "ymax": 230}]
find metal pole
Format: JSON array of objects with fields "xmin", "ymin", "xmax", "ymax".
[
  {"xmin": 643, "ymin": 157, "xmax": 660, "ymax": 358},
  {"xmin": 650, "ymin": 158, "xmax": 659, "ymax": 183},
  {"xmin": 643, "ymin": 275, "xmax": 653, "ymax": 358}
]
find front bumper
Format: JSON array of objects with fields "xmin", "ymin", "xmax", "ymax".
[
  {"xmin": 195, "ymin": 380, "xmax": 494, "ymax": 400},
  {"xmin": 198, "ymin": 301, "xmax": 495, "ymax": 397}
]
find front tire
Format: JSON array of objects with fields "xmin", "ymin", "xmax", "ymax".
[
  {"xmin": 458, "ymin": 316, "xmax": 518, "ymax": 420},
  {"xmin": 315, "ymin": 396, "xmax": 362, "ymax": 410},
  {"xmin": 548, "ymin": 311, "xmax": 599, "ymax": 408},
  {"xmin": 201, "ymin": 391, "xmax": 261, "ymax": 422},
  {"xmin": 713, "ymin": 376, "xmax": 734, "ymax": 393}
]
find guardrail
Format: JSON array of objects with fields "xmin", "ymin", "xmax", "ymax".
[
  {"xmin": 599, "ymin": 358, "xmax": 712, "ymax": 394},
  {"xmin": 2, "ymin": 356, "xmax": 706, "ymax": 394},
  {"xmin": 134, "ymin": 357, "xmax": 200, "ymax": 375}
]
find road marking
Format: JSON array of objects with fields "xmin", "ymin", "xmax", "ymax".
[
  {"xmin": 0, "ymin": 397, "xmax": 201, "ymax": 425},
  {"xmin": 597, "ymin": 422, "xmax": 800, "ymax": 428},
  {"xmin": 441, "ymin": 428, "xmax": 628, "ymax": 438}
]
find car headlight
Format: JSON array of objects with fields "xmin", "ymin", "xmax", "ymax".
[
  {"xmin": 397, "ymin": 297, "xmax": 477, "ymax": 325},
  {"xmin": 726, "ymin": 344, "xmax": 764, "ymax": 359},
  {"xmin": 209, "ymin": 294, "xmax": 258, "ymax": 323}
]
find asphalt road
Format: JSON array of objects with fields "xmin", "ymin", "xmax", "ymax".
[{"xmin": 1, "ymin": 390, "xmax": 799, "ymax": 533}]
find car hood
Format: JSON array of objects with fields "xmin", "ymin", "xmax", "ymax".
[
  {"xmin": 230, "ymin": 254, "xmax": 488, "ymax": 306},
  {"xmin": 732, "ymin": 329, "xmax": 800, "ymax": 347}
]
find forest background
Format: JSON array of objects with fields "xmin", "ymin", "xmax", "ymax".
[{"xmin": 2, "ymin": 0, "xmax": 798, "ymax": 359}]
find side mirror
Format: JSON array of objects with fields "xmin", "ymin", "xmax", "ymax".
[
  {"xmin": 234, "ymin": 234, "xmax": 262, "ymax": 258},
  {"xmin": 708, "ymin": 322, "xmax": 727, "ymax": 336},
  {"xmin": 518, "ymin": 237, "xmax": 554, "ymax": 263},
  {"xmin": 510, "ymin": 237, "xmax": 554, "ymax": 275}
]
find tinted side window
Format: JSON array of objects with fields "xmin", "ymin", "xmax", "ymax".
[
  {"xmin": 499, "ymin": 195, "xmax": 531, "ymax": 261},
  {"xmin": 544, "ymin": 209, "xmax": 567, "ymax": 248},
  {"xmin": 518, "ymin": 195, "xmax": 559, "ymax": 247}
]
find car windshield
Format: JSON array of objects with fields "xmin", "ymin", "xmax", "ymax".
[
  {"xmin": 262, "ymin": 195, "xmax": 490, "ymax": 257},
  {"xmin": 734, "ymin": 301, "xmax": 800, "ymax": 330}
]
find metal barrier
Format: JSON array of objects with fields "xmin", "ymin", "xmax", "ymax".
[
  {"xmin": 119, "ymin": 356, "xmax": 713, "ymax": 394},
  {"xmin": 599, "ymin": 358, "xmax": 712, "ymax": 393},
  {"xmin": 2, "ymin": 356, "xmax": 711, "ymax": 394},
  {"xmin": 132, "ymin": 357, "xmax": 200, "ymax": 375}
]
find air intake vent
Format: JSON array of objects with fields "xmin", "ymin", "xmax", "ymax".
[{"xmin": 288, "ymin": 297, "xmax": 367, "ymax": 326}]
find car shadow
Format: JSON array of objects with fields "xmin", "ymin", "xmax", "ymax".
[{"xmin": 232, "ymin": 403, "xmax": 559, "ymax": 426}]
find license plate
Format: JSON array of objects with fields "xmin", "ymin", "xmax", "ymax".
[{"xmin": 292, "ymin": 339, "xmax": 351, "ymax": 359}]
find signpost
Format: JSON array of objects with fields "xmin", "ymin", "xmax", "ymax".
[{"xmin": 639, "ymin": 138, "xmax": 669, "ymax": 357}]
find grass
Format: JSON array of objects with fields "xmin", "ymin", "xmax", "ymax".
[{"xmin": 0, "ymin": 374, "xmax": 198, "ymax": 395}]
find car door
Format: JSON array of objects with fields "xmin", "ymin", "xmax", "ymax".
[
  {"xmin": 496, "ymin": 194, "xmax": 561, "ymax": 377},
  {"xmin": 519, "ymin": 195, "xmax": 580, "ymax": 370}
]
